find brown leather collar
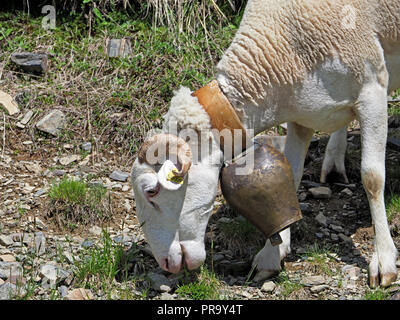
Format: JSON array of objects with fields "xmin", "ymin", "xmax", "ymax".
[{"xmin": 192, "ymin": 80, "xmax": 247, "ymax": 156}]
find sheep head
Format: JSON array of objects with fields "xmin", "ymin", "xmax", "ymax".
[{"xmin": 131, "ymin": 132, "xmax": 223, "ymax": 273}]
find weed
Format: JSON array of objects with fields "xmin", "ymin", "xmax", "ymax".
[
  {"xmin": 47, "ymin": 178, "xmax": 111, "ymax": 229},
  {"xmin": 275, "ymin": 272, "xmax": 303, "ymax": 298},
  {"xmin": 363, "ymin": 288, "xmax": 390, "ymax": 300},
  {"xmin": 386, "ymin": 194, "xmax": 400, "ymax": 223},
  {"xmin": 176, "ymin": 266, "xmax": 222, "ymax": 300}
]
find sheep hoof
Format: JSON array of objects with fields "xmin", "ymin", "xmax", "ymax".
[{"xmin": 369, "ymin": 272, "xmax": 397, "ymax": 288}]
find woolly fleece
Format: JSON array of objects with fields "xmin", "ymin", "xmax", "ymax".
[
  {"xmin": 162, "ymin": 86, "xmax": 212, "ymax": 132},
  {"xmin": 217, "ymin": 0, "xmax": 400, "ymax": 101}
]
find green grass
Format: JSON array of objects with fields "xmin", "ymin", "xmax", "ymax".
[
  {"xmin": 274, "ymin": 272, "xmax": 303, "ymax": 298},
  {"xmin": 386, "ymin": 194, "xmax": 400, "ymax": 223},
  {"xmin": 363, "ymin": 288, "xmax": 390, "ymax": 300},
  {"xmin": 175, "ymin": 267, "xmax": 223, "ymax": 300},
  {"xmin": 48, "ymin": 178, "xmax": 111, "ymax": 228}
]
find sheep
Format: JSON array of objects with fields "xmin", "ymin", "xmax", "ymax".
[{"xmin": 131, "ymin": 0, "xmax": 400, "ymax": 288}]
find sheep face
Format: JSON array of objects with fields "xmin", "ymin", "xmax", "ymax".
[{"xmin": 130, "ymin": 133, "xmax": 222, "ymax": 273}]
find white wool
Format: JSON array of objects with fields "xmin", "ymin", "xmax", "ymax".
[{"xmin": 163, "ymin": 86, "xmax": 212, "ymax": 132}]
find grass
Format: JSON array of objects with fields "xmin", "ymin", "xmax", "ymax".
[
  {"xmin": 48, "ymin": 178, "xmax": 111, "ymax": 228},
  {"xmin": 274, "ymin": 272, "xmax": 303, "ymax": 298},
  {"xmin": 363, "ymin": 288, "xmax": 390, "ymax": 300},
  {"xmin": 386, "ymin": 194, "xmax": 400, "ymax": 223},
  {"xmin": 175, "ymin": 266, "xmax": 223, "ymax": 300},
  {"xmin": 301, "ymin": 243, "xmax": 340, "ymax": 277}
]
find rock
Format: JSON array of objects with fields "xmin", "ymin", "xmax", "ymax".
[
  {"xmin": 112, "ymin": 234, "xmax": 131, "ymax": 245},
  {"xmin": 212, "ymin": 253, "xmax": 225, "ymax": 263},
  {"xmin": 0, "ymin": 90, "xmax": 19, "ymax": 115},
  {"xmin": 81, "ymin": 142, "xmax": 92, "ymax": 152},
  {"xmin": 310, "ymin": 284, "xmax": 329, "ymax": 293},
  {"xmin": 0, "ymin": 262, "xmax": 23, "ymax": 280},
  {"xmin": 0, "ymin": 283, "xmax": 19, "ymax": 300},
  {"xmin": 261, "ymin": 281, "xmax": 276, "ymax": 293},
  {"xmin": 109, "ymin": 170, "xmax": 130, "ymax": 182},
  {"xmin": 391, "ymin": 292, "xmax": 400, "ymax": 300},
  {"xmin": 53, "ymin": 169, "xmax": 66, "ymax": 176},
  {"xmin": 147, "ymin": 272, "xmax": 172, "ymax": 292},
  {"xmin": 300, "ymin": 275, "xmax": 326, "ymax": 286},
  {"xmin": 106, "ymin": 38, "xmax": 132, "ymax": 58},
  {"xmin": 388, "ymin": 136, "xmax": 400, "ymax": 152},
  {"xmin": 0, "ymin": 235, "xmax": 14, "ymax": 247},
  {"xmin": 315, "ymin": 213, "xmax": 328, "ymax": 227},
  {"xmin": 59, "ymin": 155, "xmax": 80, "ymax": 166},
  {"xmin": 39, "ymin": 264, "xmax": 71, "ymax": 288},
  {"xmin": 35, "ymin": 232, "xmax": 46, "ymax": 255},
  {"xmin": 160, "ymin": 292, "xmax": 175, "ymax": 300},
  {"xmin": 299, "ymin": 202, "xmax": 312, "ymax": 214},
  {"xmin": 10, "ymin": 52, "xmax": 48, "ymax": 74},
  {"xmin": 330, "ymin": 224, "xmax": 344, "ymax": 233},
  {"xmin": 20, "ymin": 110, "xmax": 34, "ymax": 125},
  {"xmin": 81, "ymin": 239, "xmax": 95, "ymax": 249},
  {"xmin": 89, "ymin": 226, "xmax": 103, "ymax": 236},
  {"xmin": 36, "ymin": 109, "xmax": 66, "ymax": 136},
  {"xmin": 338, "ymin": 233, "xmax": 352, "ymax": 244},
  {"xmin": 58, "ymin": 285, "xmax": 68, "ymax": 298},
  {"xmin": 25, "ymin": 162, "xmax": 42, "ymax": 175},
  {"xmin": 65, "ymin": 288, "xmax": 94, "ymax": 300},
  {"xmin": 340, "ymin": 188, "xmax": 353, "ymax": 197},
  {"xmin": 0, "ymin": 255, "xmax": 16, "ymax": 263},
  {"xmin": 341, "ymin": 265, "xmax": 361, "ymax": 280},
  {"xmin": 309, "ymin": 187, "xmax": 332, "ymax": 199}
]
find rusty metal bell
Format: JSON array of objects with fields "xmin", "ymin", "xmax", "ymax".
[{"xmin": 220, "ymin": 135, "xmax": 302, "ymax": 246}]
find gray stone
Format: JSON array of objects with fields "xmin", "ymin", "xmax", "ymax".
[
  {"xmin": 53, "ymin": 169, "xmax": 66, "ymax": 176},
  {"xmin": 0, "ymin": 262, "xmax": 23, "ymax": 280},
  {"xmin": 35, "ymin": 232, "xmax": 46, "ymax": 255},
  {"xmin": 106, "ymin": 39, "xmax": 132, "ymax": 58},
  {"xmin": 112, "ymin": 234, "xmax": 131, "ymax": 245},
  {"xmin": 20, "ymin": 110, "xmax": 34, "ymax": 125},
  {"xmin": 10, "ymin": 52, "xmax": 48, "ymax": 74},
  {"xmin": 109, "ymin": 170, "xmax": 130, "ymax": 182},
  {"xmin": 147, "ymin": 272, "xmax": 172, "ymax": 292},
  {"xmin": 309, "ymin": 187, "xmax": 332, "ymax": 199},
  {"xmin": 315, "ymin": 213, "xmax": 328, "ymax": 227},
  {"xmin": 89, "ymin": 226, "xmax": 103, "ymax": 236},
  {"xmin": 81, "ymin": 142, "xmax": 92, "ymax": 152},
  {"xmin": 342, "ymin": 265, "xmax": 361, "ymax": 280},
  {"xmin": 81, "ymin": 239, "xmax": 95, "ymax": 249},
  {"xmin": 0, "ymin": 235, "xmax": 14, "ymax": 247},
  {"xmin": 160, "ymin": 292, "xmax": 175, "ymax": 300},
  {"xmin": 0, "ymin": 282, "xmax": 18, "ymax": 300},
  {"xmin": 59, "ymin": 154, "xmax": 80, "ymax": 166},
  {"xmin": 299, "ymin": 202, "xmax": 312, "ymax": 214},
  {"xmin": 261, "ymin": 281, "xmax": 276, "ymax": 293},
  {"xmin": 36, "ymin": 110, "xmax": 66, "ymax": 136},
  {"xmin": 300, "ymin": 275, "xmax": 326, "ymax": 286},
  {"xmin": 338, "ymin": 233, "xmax": 352, "ymax": 243},
  {"xmin": 58, "ymin": 285, "xmax": 68, "ymax": 298},
  {"xmin": 39, "ymin": 264, "xmax": 71, "ymax": 284},
  {"xmin": 330, "ymin": 224, "xmax": 344, "ymax": 233},
  {"xmin": 310, "ymin": 284, "xmax": 329, "ymax": 293}
]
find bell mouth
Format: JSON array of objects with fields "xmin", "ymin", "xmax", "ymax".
[{"xmin": 220, "ymin": 136, "xmax": 302, "ymax": 242}]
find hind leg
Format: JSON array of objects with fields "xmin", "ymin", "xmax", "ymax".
[
  {"xmin": 356, "ymin": 83, "xmax": 398, "ymax": 287},
  {"xmin": 320, "ymin": 126, "xmax": 349, "ymax": 183}
]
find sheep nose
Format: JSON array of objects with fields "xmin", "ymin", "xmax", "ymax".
[{"xmin": 161, "ymin": 257, "xmax": 182, "ymax": 274}]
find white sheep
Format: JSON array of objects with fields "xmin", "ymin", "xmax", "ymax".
[{"xmin": 131, "ymin": 0, "xmax": 400, "ymax": 288}]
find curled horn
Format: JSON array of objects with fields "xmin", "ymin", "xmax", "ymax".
[{"xmin": 138, "ymin": 133, "xmax": 192, "ymax": 177}]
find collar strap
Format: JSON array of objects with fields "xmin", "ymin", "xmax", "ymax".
[{"xmin": 192, "ymin": 80, "xmax": 247, "ymax": 156}]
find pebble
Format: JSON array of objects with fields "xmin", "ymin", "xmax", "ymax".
[
  {"xmin": 310, "ymin": 284, "xmax": 329, "ymax": 293},
  {"xmin": 148, "ymin": 272, "xmax": 172, "ymax": 292},
  {"xmin": 59, "ymin": 155, "xmax": 80, "ymax": 166},
  {"xmin": 65, "ymin": 288, "xmax": 94, "ymax": 300},
  {"xmin": 81, "ymin": 142, "xmax": 92, "ymax": 152},
  {"xmin": 109, "ymin": 170, "xmax": 130, "ymax": 182},
  {"xmin": 35, "ymin": 232, "xmax": 46, "ymax": 256},
  {"xmin": 89, "ymin": 226, "xmax": 103, "ymax": 236},
  {"xmin": 299, "ymin": 202, "xmax": 312, "ymax": 214},
  {"xmin": 0, "ymin": 254, "xmax": 16, "ymax": 262},
  {"xmin": 315, "ymin": 213, "xmax": 328, "ymax": 227},
  {"xmin": 261, "ymin": 281, "xmax": 276, "ymax": 293},
  {"xmin": 0, "ymin": 235, "xmax": 14, "ymax": 247},
  {"xmin": 309, "ymin": 187, "xmax": 332, "ymax": 199},
  {"xmin": 300, "ymin": 275, "xmax": 326, "ymax": 286},
  {"xmin": 35, "ymin": 109, "xmax": 66, "ymax": 136}
]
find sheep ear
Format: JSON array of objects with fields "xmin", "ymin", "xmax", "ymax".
[{"xmin": 157, "ymin": 160, "xmax": 186, "ymax": 191}]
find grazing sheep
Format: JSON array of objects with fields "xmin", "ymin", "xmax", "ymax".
[{"xmin": 131, "ymin": 0, "xmax": 400, "ymax": 287}]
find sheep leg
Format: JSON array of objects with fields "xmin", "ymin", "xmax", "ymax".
[
  {"xmin": 320, "ymin": 126, "xmax": 349, "ymax": 184},
  {"xmin": 252, "ymin": 122, "xmax": 314, "ymax": 281},
  {"xmin": 356, "ymin": 84, "xmax": 398, "ymax": 287}
]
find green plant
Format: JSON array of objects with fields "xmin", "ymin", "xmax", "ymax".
[
  {"xmin": 386, "ymin": 194, "xmax": 400, "ymax": 223},
  {"xmin": 74, "ymin": 230, "xmax": 125, "ymax": 291},
  {"xmin": 275, "ymin": 272, "xmax": 303, "ymax": 298},
  {"xmin": 48, "ymin": 178, "xmax": 111, "ymax": 228},
  {"xmin": 175, "ymin": 267, "xmax": 222, "ymax": 300},
  {"xmin": 363, "ymin": 288, "xmax": 390, "ymax": 300}
]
